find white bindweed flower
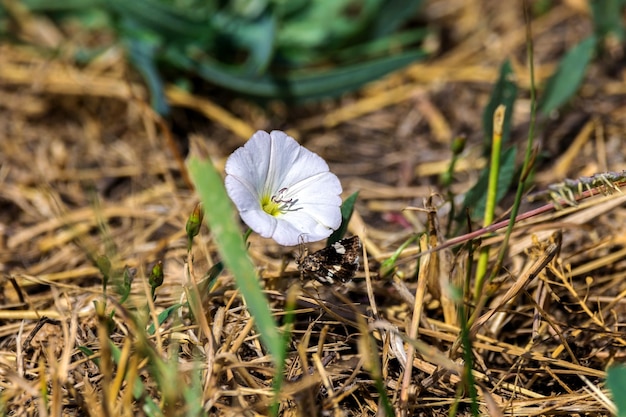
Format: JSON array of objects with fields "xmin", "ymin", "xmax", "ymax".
[{"xmin": 225, "ymin": 130, "xmax": 343, "ymax": 246}]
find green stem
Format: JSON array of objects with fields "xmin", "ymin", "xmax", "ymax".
[
  {"xmin": 468, "ymin": 0, "xmax": 539, "ymax": 328},
  {"xmin": 473, "ymin": 105, "xmax": 506, "ymax": 301},
  {"xmin": 489, "ymin": 1, "xmax": 538, "ymax": 284}
]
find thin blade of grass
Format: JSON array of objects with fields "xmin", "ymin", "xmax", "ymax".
[
  {"xmin": 191, "ymin": 50, "xmax": 427, "ymax": 100},
  {"xmin": 187, "ymin": 157, "xmax": 283, "ymax": 365},
  {"xmin": 462, "ymin": 60, "xmax": 517, "ymax": 222}
]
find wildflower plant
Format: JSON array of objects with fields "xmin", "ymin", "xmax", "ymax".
[{"xmin": 225, "ymin": 130, "xmax": 343, "ymax": 246}]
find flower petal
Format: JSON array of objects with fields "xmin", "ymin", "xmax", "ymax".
[
  {"xmin": 288, "ymin": 171, "xmax": 343, "ymax": 206},
  {"xmin": 239, "ymin": 209, "xmax": 279, "ymax": 240},
  {"xmin": 224, "ymin": 175, "xmax": 260, "ymax": 212},
  {"xmin": 268, "ymin": 131, "xmax": 334, "ymax": 188},
  {"xmin": 224, "ymin": 129, "xmax": 343, "ymax": 246},
  {"xmin": 225, "ymin": 130, "xmax": 273, "ymax": 192},
  {"xmin": 272, "ymin": 211, "xmax": 335, "ymax": 245}
]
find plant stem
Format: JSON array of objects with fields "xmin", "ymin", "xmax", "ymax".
[{"xmin": 473, "ymin": 105, "xmax": 506, "ymax": 301}]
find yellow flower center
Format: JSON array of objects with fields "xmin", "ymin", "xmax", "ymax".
[
  {"xmin": 261, "ymin": 194, "xmax": 282, "ymax": 217},
  {"xmin": 262, "ymin": 187, "xmax": 298, "ymax": 217}
]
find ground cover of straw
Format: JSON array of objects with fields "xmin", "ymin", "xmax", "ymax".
[{"xmin": 1, "ymin": 2, "xmax": 626, "ymax": 416}]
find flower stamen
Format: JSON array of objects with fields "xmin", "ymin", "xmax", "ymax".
[
  {"xmin": 272, "ymin": 187, "xmax": 300, "ymax": 212},
  {"xmin": 262, "ymin": 187, "xmax": 301, "ymax": 216}
]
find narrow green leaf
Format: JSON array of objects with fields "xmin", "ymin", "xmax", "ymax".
[
  {"xmin": 379, "ymin": 234, "xmax": 419, "ymax": 279},
  {"xmin": 590, "ymin": 0, "xmax": 626, "ymax": 41},
  {"xmin": 607, "ymin": 365, "xmax": 626, "ymax": 417},
  {"xmin": 192, "ymin": 50, "xmax": 426, "ymax": 100},
  {"xmin": 539, "ymin": 36, "xmax": 597, "ymax": 115},
  {"xmin": 198, "ymin": 261, "xmax": 224, "ymax": 296},
  {"xmin": 332, "ymin": 28, "xmax": 429, "ymax": 63},
  {"xmin": 328, "ymin": 191, "xmax": 359, "ymax": 245},
  {"xmin": 482, "ymin": 60, "xmax": 517, "ymax": 150},
  {"xmin": 77, "ymin": 346, "xmax": 98, "ymax": 366},
  {"xmin": 211, "ymin": 10, "xmax": 277, "ymax": 76},
  {"xmin": 121, "ymin": 24, "xmax": 169, "ymax": 115},
  {"xmin": 108, "ymin": 0, "xmax": 213, "ymax": 41},
  {"xmin": 182, "ymin": 365, "xmax": 205, "ymax": 417},
  {"xmin": 19, "ymin": 0, "xmax": 103, "ymax": 12},
  {"xmin": 147, "ymin": 303, "xmax": 183, "ymax": 336},
  {"xmin": 463, "ymin": 147, "xmax": 517, "ymax": 221},
  {"xmin": 187, "ymin": 157, "xmax": 283, "ymax": 365}
]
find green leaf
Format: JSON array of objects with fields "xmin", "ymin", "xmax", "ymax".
[
  {"xmin": 118, "ymin": 266, "xmax": 133, "ymax": 304},
  {"xmin": 198, "ymin": 261, "xmax": 224, "ymax": 296},
  {"xmin": 379, "ymin": 234, "xmax": 419, "ymax": 279},
  {"xmin": 120, "ymin": 20, "xmax": 170, "ymax": 115},
  {"xmin": 539, "ymin": 35, "xmax": 597, "ymax": 115},
  {"xmin": 333, "ymin": 28, "xmax": 429, "ymax": 63},
  {"xmin": 77, "ymin": 346, "xmax": 98, "ymax": 366},
  {"xmin": 590, "ymin": 0, "xmax": 626, "ymax": 41},
  {"xmin": 107, "ymin": 0, "xmax": 213, "ymax": 41},
  {"xmin": 187, "ymin": 157, "xmax": 283, "ymax": 366},
  {"xmin": 327, "ymin": 191, "xmax": 359, "ymax": 245},
  {"xmin": 608, "ymin": 365, "xmax": 626, "ymax": 417},
  {"xmin": 276, "ymin": 0, "xmax": 381, "ymax": 50},
  {"xmin": 147, "ymin": 303, "xmax": 183, "ymax": 335},
  {"xmin": 191, "ymin": 49, "xmax": 426, "ymax": 100},
  {"xmin": 182, "ymin": 365, "xmax": 205, "ymax": 417},
  {"xmin": 19, "ymin": 0, "xmax": 103, "ymax": 12},
  {"xmin": 463, "ymin": 147, "xmax": 517, "ymax": 221},
  {"xmin": 367, "ymin": 0, "xmax": 424, "ymax": 37},
  {"xmin": 210, "ymin": 9, "xmax": 277, "ymax": 76},
  {"xmin": 482, "ymin": 60, "xmax": 517, "ymax": 150}
]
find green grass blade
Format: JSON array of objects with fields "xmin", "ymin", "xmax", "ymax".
[
  {"xmin": 332, "ymin": 28, "xmax": 429, "ymax": 63},
  {"xmin": 191, "ymin": 50, "xmax": 426, "ymax": 100},
  {"xmin": 462, "ymin": 60, "xmax": 517, "ymax": 222},
  {"xmin": 607, "ymin": 365, "xmax": 626, "ymax": 416},
  {"xmin": 19, "ymin": 0, "xmax": 103, "ymax": 12},
  {"xmin": 539, "ymin": 35, "xmax": 597, "ymax": 115},
  {"xmin": 327, "ymin": 191, "xmax": 359, "ymax": 245},
  {"xmin": 457, "ymin": 288, "xmax": 479, "ymax": 415},
  {"xmin": 379, "ymin": 234, "xmax": 419, "ymax": 278},
  {"xmin": 146, "ymin": 303, "xmax": 183, "ymax": 335},
  {"xmin": 187, "ymin": 157, "xmax": 283, "ymax": 365}
]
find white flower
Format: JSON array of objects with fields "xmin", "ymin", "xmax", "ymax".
[{"xmin": 225, "ymin": 130, "xmax": 342, "ymax": 246}]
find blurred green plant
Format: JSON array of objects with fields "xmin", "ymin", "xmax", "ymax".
[
  {"xmin": 6, "ymin": 0, "xmax": 427, "ymax": 113},
  {"xmin": 590, "ymin": 0, "xmax": 626, "ymax": 41},
  {"xmin": 607, "ymin": 365, "xmax": 626, "ymax": 416},
  {"xmin": 538, "ymin": 35, "xmax": 597, "ymax": 115},
  {"xmin": 461, "ymin": 60, "xmax": 517, "ymax": 223},
  {"xmin": 187, "ymin": 156, "xmax": 284, "ymax": 367}
]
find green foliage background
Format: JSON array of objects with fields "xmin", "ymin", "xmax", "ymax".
[{"xmin": 2, "ymin": 0, "xmax": 427, "ymax": 113}]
